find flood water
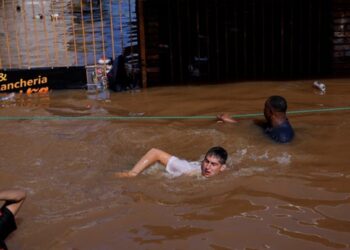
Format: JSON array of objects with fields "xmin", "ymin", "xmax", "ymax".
[{"xmin": 1, "ymin": 79, "xmax": 350, "ymax": 249}]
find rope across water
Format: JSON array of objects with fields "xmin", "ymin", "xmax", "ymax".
[{"xmin": 0, "ymin": 106, "xmax": 349, "ymax": 121}]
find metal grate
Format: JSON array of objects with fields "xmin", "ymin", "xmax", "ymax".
[{"xmin": 0, "ymin": 0, "xmax": 138, "ymax": 70}]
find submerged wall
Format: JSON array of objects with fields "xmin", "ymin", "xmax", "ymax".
[
  {"xmin": 139, "ymin": 0, "xmax": 340, "ymax": 86},
  {"xmin": 332, "ymin": 0, "xmax": 350, "ymax": 75}
]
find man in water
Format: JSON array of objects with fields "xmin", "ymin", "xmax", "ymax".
[
  {"xmin": 0, "ymin": 189, "xmax": 26, "ymax": 250},
  {"xmin": 115, "ymin": 146, "xmax": 228, "ymax": 178},
  {"xmin": 217, "ymin": 95, "xmax": 294, "ymax": 143}
]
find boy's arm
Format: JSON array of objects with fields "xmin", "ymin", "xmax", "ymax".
[{"xmin": 114, "ymin": 148, "xmax": 172, "ymax": 178}]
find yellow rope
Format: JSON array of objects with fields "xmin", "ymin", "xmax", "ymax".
[
  {"xmin": 70, "ymin": 0, "xmax": 78, "ymax": 65},
  {"xmin": 99, "ymin": 0, "xmax": 106, "ymax": 62},
  {"xmin": 30, "ymin": 0, "xmax": 40, "ymax": 66},
  {"xmin": 58, "ymin": 1, "xmax": 70, "ymax": 66},
  {"xmin": 20, "ymin": 0, "xmax": 31, "ymax": 67},
  {"xmin": 70, "ymin": 1, "xmax": 78, "ymax": 65},
  {"xmin": 89, "ymin": 0, "xmax": 97, "ymax": 65},
  {"xmin": 2, "ymin": 0, "xmax": 12, "ymax": 68},
  {"xmin": 118, "ymin": 0, "xmax": 124, "ymax": 52},
  {"xmin": 0, "ymin": 1, "xmax": 3, "ymax": 68},
  {"xmin": 80, "ymin": 0, "xmax": 87, "ymax": 65},
  {"xmin": 109, "ymin": 0, "xmax": 116, "ymax": 60},
  {"xmin": 11, "ymin": 0, "xmax": 23, "ymax": 67},
  {"xmin": 39, "ymin": 0, "xmax": 51, "ymax": 66},
  {"xmin": 50, "ymin": 1, "xmax": 59, "ymax": 65}
]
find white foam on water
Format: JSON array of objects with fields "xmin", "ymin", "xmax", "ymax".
[
  {"xmin": 232, "ymin": 166, "xmax": 267, "ymax": 177},
  {"xmin": 271, "ymin": 152, "xmax": 291, "ymax": 165},
  {"xmin": 249, "ymin": 150, "xmax": 270, "ymax": 161}
]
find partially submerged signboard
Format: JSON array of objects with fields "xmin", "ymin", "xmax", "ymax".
[{"xmin": 0, "ymin": 67, "xmax": 86, "ymax": 94}]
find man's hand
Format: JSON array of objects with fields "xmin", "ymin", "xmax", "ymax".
[
  {"xmin": 114, "ymin": 171, "xmax": 137, "ymax": 178},
  {"xmin": 216, "ymin": 113, "xmax": 238, "ymax": 123}
]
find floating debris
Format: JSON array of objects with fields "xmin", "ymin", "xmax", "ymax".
[
  {"xmin": 0, "ymin": 92, "xmax": 15, "ymax": 101},
  {"xmin": 313, "ymin": 81, "xmax": 326, "ymax": 93}
]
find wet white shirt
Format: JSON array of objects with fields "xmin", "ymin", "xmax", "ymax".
[{"xmin": 165, "ymin": 156, "xmax": 201, "ymax": 177}]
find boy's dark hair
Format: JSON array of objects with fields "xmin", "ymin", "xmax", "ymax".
[
  {"xmin": 267, "ymin": 95, "xmax": 288, "ymax": 113},
  {"xmin": 205, "ymin": 146, "xmax": 228, "ymax": 164}
]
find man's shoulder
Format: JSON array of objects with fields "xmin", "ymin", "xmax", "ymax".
[{"xmin": 267, "ymin": 120, "xmax": 294, "ymax": 143}]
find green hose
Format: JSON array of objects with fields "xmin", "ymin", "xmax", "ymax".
[{"xmin": 0, "ymin": 106, "xmax": 349, "ymax": 121}]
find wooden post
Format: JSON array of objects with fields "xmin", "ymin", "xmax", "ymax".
[{"xmin": 137, "ymin": 0, "xmax": 147, "ymax": 88}]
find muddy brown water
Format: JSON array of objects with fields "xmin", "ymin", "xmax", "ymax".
[{"xmin": 1, "ymin": 79, "xmax": 350, "ymax": 249}]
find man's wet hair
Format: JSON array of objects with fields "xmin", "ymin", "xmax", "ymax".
[
  {"xmin": 267, "ymin": 95, "xmax": 288, "ymax": 113},
  {"xmin": 205, "ymin": 146, "xmax": 228, "ymax": 164}
]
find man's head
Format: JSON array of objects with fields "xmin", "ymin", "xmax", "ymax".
[
  {"xmin": 201, "ymin": 146, "xmax": 228, "ymax": 177},
  {"xmin": 264, "ymin": 95, "xmax": 288, "ymax": 121}
]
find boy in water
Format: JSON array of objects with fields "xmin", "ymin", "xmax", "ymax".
[
  {"xmin": 217, "ymin": 95, "xmax": 294, "ymax": 143},
  {"xmin": 0, "ymin": 189, "xmax": 26, "ymax": 250},
  {"xmin": 115, "ymin": 146, "xmax": 228, "ymax": 178}
]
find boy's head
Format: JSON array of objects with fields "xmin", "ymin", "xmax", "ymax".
[{"xmin": 201, "ymin": 146, "xmax": 228, "ymax": 177}]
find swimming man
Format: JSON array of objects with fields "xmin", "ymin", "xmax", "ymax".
[
  {"xmin": 217, "ymin": 95, "xmax": 294, "ymax": 143},
  {"xmin": 115, "ymin": 146, "xmax": 228, "ymax": 178}
]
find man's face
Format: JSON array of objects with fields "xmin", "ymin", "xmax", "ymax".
[{"xmin": 201, "ymin": 155, "xmax": 226, "ymax": 178}]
